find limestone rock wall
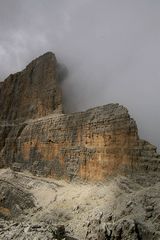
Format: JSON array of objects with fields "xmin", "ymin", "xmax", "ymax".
[
  {"xmin": 0, "ymin": 104, "xmax": 139, "ymax": 180},
  {"xmin": 0, "ymin": 52, "xmax": 62, "ymax": 123},
  {"xmin": 0, "ymin": 52, "xmax": 159, "ymax": 181}
]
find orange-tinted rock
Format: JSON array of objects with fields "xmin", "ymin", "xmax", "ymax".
[
  {"xmin": 0, "ymin": 52, "xmax": 62, "ymax": 123},
  {"xmin": 0, "ymin": 52, "xmax": 160, "ymax": 182},
  {"xmin": 0, "ymin": 103, "xmax": 138, "ymax": 180}
]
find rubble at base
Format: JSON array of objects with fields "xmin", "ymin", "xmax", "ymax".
[
  {"xmin": 0, "ymin": 169, "xmax": 160, "ymax": 240},
  {"xmin": 0, "ymin": 52, "xmax": 160, "ymax": 239}
]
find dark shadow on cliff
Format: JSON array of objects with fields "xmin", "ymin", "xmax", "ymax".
[{"xmin": 66, "ymin": 237, "xmax": 79, "ymax": 240}]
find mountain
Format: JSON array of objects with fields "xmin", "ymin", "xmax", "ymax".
[{"xmin": 0, "ymin": 52, "xmax": 160, "ymax": 239}]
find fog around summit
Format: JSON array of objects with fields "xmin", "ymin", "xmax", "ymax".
[{"xmin": 0, "ymin": 0, "xmax": 160, "ymax": 150}]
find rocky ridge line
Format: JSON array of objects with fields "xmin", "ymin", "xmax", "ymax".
[{"xmin": 0, "ymin": 52, "xmax": 160, "ymax": 183}]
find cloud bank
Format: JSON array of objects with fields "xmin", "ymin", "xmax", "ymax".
[{"xmin": 0, "ymin": 0, "xmax": 160, "ymax": 149}]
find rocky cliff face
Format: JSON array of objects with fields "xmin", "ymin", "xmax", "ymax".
[
  {"xmin": 0, "ymin": 52, "xmax": 62, "ymax": 123},
  {"xmin": 0, "ymin": 52, "xmax": 160, "ymax": 182}
]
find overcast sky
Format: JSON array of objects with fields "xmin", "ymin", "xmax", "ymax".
[{"xmin": 0, "ymin": 0, "xmax": 160, "ymax": 150}]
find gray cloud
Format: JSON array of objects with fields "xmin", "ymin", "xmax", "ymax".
[{"xmin": 0, "ymin": 0, "xmax": 160, "ymax": 150}]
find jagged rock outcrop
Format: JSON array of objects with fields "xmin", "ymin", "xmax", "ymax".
[
  {"xmin": 0, "ymin": 169, "xmax": 160, "ymax": 240},
  {"xmin": 0, "ymin": 52, "xmax": 62, "ymax": 123},
  {"xmin": 0, "ymin": 52, "xmax": 160, "ymax": 182},
  {"xmin": 0, "ymin": 178, "xmax": 34, "ymax": 219}
]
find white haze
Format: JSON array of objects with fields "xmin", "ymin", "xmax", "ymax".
[{"xmin": 0, "ymin": 0, "xmax": 160, "ymax": 150}]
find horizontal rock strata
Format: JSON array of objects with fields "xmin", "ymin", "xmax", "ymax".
[{"xmin": 0, "ymin": 52, "xmax": 160, "ymax": 181}]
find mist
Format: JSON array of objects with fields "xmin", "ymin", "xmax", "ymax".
[{"xmin": 0, "ymin": 0, "xmax": 160, "ymax": 150}]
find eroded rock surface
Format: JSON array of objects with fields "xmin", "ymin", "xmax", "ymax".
[
  {"xmin": 0, "ymin": 178, "xmax": 34, "ymax": 219},
  {"xmin": 0, "ymin": 52, "xmax": 62, "ymax": 123},
  {"xmin": 0, "ymin": 52, "xmax": 160, "ymax": 239},
  {"xmin": 0, "ymin": 169, "xmax": 160, "ymax": 240},
  {"xmin": 0, "ymin": 52, "xmax": 160, "ymax": 183},
  {"xmin": 0, "ymin": 103, "xmax": 141, "ymax": 180}
]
